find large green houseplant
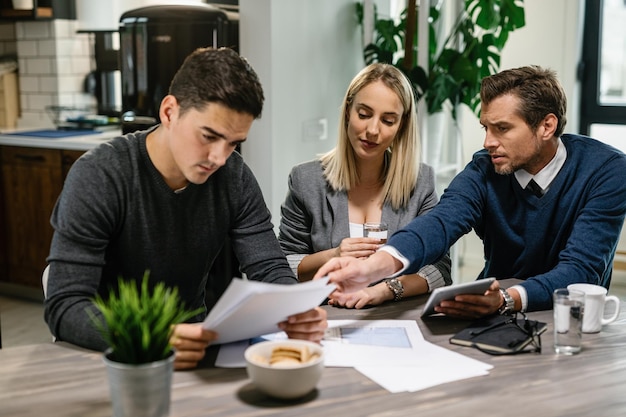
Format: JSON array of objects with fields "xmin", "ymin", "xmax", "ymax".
[
  {"xmin": 357, "ymin": 0, "xmax": 526, "ymax": 119},
  {"xmin": 89, "ymin": 272, "xmax": 202, "ymax": 417}
]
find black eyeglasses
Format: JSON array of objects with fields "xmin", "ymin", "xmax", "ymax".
[{"xmin": 469, "ymin": 312, "xmax": 543, "ymax": 355}]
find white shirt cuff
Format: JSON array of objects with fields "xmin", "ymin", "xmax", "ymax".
[
  {"xmin": 510, "ymin": 284, "xmax": 528, "ymax": 312},
  {"xmin": 378, "ymin": 245, "xmax": 409, "ymax": 277}
]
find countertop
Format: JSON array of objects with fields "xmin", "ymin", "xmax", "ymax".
[{"xmin": 0, "ymin": 127, "xmax": 122, "ymax": 151}]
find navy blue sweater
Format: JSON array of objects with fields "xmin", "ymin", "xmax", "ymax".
[{"xmin": 388, "ymin": 134, "xmax": 626, "ymax": 311}]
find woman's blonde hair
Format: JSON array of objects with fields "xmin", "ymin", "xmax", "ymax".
[{"xmin": 319, "ymin": 63, "xmax": 421, "ymax": 210}]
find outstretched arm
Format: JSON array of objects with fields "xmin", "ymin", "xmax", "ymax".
[{"xmin": 314, "ymin": 250, "xmax": 403, "ymax": 294}]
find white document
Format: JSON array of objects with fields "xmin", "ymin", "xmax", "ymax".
[
  {"xmin": 322, "ymin": 319, "xmax": 425, "ymax": 367},
  {"xmin": 322, "ymin": 320, "xmax": 491, "ymax": 391},
  {"xmin": 215, "ymin": 319, "xmax": 423, "ymax": 368},
  {"xmin": 355, "ymin": 342, "xmax": 492, "ymax": 393},
  {"xmin": 215, "ymin": 319, "xmax": 492, "ymax": 393},
  {"xmin": 202, "ymin": 277, "xmax": 335, "ymax": 344}
]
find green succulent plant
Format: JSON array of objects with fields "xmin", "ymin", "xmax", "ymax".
[
  {"xmin": 357, "ymin": 0, "xmax": 526, "ymax": 120},
  {"xmin": 89, "ymin": 271, "xmax": 203, "ymax": 365}
]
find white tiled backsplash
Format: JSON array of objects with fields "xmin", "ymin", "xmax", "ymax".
[{"xmin": 0, "ymin": 19, "xmax": 96, "ymax": 129}]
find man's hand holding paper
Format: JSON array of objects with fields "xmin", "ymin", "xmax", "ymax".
[
  {"xmin": 202, "ymin": 277, "xmax": 335, "ymax": 345},
  {"xmin": 278, "ymin": 307, "xmax": 328, "ymax": 343}
]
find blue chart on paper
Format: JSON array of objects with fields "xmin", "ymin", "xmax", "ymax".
[
  {"xmin": 339, "ymin": 327, "xmax": 411, "ymax": 348},
  {"xmin": 5, "ymin": 129, "xmax": 102, "ymax": 138}
]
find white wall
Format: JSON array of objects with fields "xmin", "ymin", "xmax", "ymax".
[
  {"xmin": 239, "ymin": 0, "xmax": 364, "ymax": 228},
  {"xmin": 15, "ymin": 19, "xmax": 94, "ymax": 128}
]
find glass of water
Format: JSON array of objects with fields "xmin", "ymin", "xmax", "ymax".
[
  {"xmin": 363, "ymin": 222, "xmax": 388, "ymax": 243},
  {"xmin": 553, "ymin": 288, "xmax": 585, "ymax": 355}
]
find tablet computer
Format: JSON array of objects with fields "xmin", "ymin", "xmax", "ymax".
[{"xmin": 421, "ymin": 277, "xmax": 496, "ymax": 317}]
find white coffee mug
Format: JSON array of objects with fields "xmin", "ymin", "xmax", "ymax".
[{"xmin": 567, "ymin": 283, "xmax": 620, "ymax": 333}]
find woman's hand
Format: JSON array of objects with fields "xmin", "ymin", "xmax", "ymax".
[
  {"xmin": 335, "ymin": 237, "xmax": 383, "ymax": 259},
  {"xmin": 169, "ymin": 323, "xmax": 218, "ymax": 370},
  {"xmin": 328, "ymin": 283, "xmax": 392, "ymax": 309}
]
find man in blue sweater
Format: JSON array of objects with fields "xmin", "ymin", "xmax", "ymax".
[{"xmin": 316, "ymin": 65, "xmax": 626, "ymax": 318}]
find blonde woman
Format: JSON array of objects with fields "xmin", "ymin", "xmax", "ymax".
[{"xmin": 278, "ymin": 63, "xmax": 451, "ymax": 308}]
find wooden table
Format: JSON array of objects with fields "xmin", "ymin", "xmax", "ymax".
[{"xmin": 1, "ymin": 287, "xmax": 625, "ymax": 417}]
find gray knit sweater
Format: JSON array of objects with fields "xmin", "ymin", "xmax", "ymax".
[{"xmin": 44, "ymin": 128, "xmax": 296, "ymax": 351}]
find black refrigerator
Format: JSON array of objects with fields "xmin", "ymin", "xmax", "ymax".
[{"xmin": 119, "ymin": 3, "xmax": 239, "ymax": 134}]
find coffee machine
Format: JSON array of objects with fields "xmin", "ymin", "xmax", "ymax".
[
  {"xmin": 83, "ymin": 30, "xmax": 122, "ymax": 118},
  {"xmin": 119, "ymin": 3, "xmax": 239, "ymax": 134}
]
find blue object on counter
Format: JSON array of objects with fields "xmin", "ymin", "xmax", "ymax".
[{"xmin": 4, "ymin": 129, "xmax": 102, "ymax": 138}]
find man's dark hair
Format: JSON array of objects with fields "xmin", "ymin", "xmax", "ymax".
[
  {"xmin": 480, "ymin": 65, "xmax": 567, "ymax": 137},
  {"xmin": 169, "ymin": 47, "xmax": 264, "ymax": 118}
]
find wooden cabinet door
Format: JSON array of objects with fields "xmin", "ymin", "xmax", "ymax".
[{"xmin": 0, "ymin": 146, "xmax": 63, "ymax": 288}]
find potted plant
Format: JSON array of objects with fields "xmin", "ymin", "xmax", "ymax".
[
  {"xmin": 357, "ymin": 0, "xmax": 526, "ymax": 120},
  {"xmin": 89, "ymin": 271, "xmax": 202, "ymax": 417}
]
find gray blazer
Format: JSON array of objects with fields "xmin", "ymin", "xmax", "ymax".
[{"xmin": 278, "ymin": 160, "xmax": 451, "ymax": 289}]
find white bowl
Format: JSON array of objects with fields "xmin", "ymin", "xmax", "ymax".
[{"xmin": 244, "ymin": 339, "xmax": 324, "ymax": 399}]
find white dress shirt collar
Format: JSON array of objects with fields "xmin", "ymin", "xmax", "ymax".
[{"xmin": 514, "ymin": 137, "xmax": 567, "ymax": 192}]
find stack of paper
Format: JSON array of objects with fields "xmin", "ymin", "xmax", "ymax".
[
  {"xmin": 322, "ymin": 320, "xmax": 492, "ymax": 393},
  {"xmin": 216, "ymin": 319, "xmax": 492, "ymax": 393},
  {"xmin": 202, "ymin": 277, "xmax": 335, "ymax": 344}
]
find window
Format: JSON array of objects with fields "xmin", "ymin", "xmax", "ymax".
[{"xmin": 579, "ymin": 0, "xmax": 626, "ymax": 148}]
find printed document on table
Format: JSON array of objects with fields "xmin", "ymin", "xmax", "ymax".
[
  {"xmin": 216, "ymin": 319, "xmax": 492, "ymax": 393},
  {"xmin": 322, "ymin": 320, "xmax": 491, "ymax": 392},
  {"xmin": 322, "ymin": 319, "xmax": 425, "ymax": 366},
  {"xmin": 215, "ymin": 319, "xmax": 425, "ymax": 367},
  {"xmin": 355, "ymin": 342, "xmax": 492, "ymax": 393},
  {"xmin": 202, "ymin": 277, "xmax": 335, "ymax": 344}
]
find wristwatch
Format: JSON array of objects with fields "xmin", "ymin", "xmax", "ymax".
[
  {"xmin": 385, "ymin": 278, "xmax": 404, "ymax": 301},
  {"xmin": 498, "ymin": 288, "xmax": 515, "ymax": 315}
]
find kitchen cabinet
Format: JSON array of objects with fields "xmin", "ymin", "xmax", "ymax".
[
  {"xmin": 0, "ymin": 0, "xmax": 75, "ymax": 20},
  {"xmin": 61, "ymin": 148, "xmax": 83, "ymax": 177},
  {"xmin": 0, "ymin": 145, "xmax": 83, "ymax": 292}
]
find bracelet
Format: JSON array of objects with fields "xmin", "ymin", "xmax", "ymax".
[{"xmin": 385, "ymin": 278, "xmax": 404, "ymax": 301}]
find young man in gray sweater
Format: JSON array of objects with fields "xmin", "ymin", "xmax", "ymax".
[{"xmin": 44, "ymin": 47, "xmax": 327, "ymax": 370}]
